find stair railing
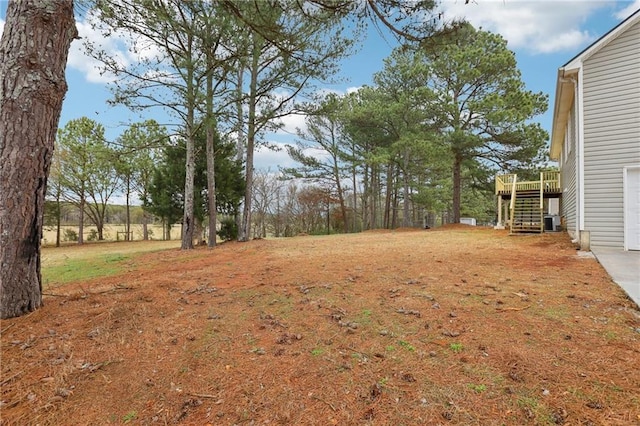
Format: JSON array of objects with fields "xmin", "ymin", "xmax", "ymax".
[
  {"xmin": 509, "ymin": 175, "xmax": 517, "ymax": 232},
  {"xmin": 539, "ymin": 172, "xmax": 545, "ymax": 232}
]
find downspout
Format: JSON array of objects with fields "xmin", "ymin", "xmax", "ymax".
[
  {"xmin": 576, "ymin": 68, "xmax": 585, "ymax": 246},
  {"xmin": 560, "ymin": 72, "xmax": 583, "ymax": 246}
]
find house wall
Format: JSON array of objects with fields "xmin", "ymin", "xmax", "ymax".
[
  {"xmin": 561, "ymin": 104, "xmax": 578, "ymax": 240},
  {"xmin": 582, "ymin": 20, "xmax": 640, "ymax": 248}
]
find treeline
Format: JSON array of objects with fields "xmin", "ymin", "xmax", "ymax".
[
  {"xmin": 44, "ymin": 202, "xmax": 147, "ymax": 227},
  {"xmin": 48, "ymin": 4, "xmax": 552, "ymax": 248}
]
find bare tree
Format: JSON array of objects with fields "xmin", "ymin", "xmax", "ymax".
[{"xmin": 251, "ymin": 170, "xmax": 285, "ymax": 238}]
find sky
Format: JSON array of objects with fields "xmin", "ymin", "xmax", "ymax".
[{"xmin": 1, "ymin": 0, "xmax": 639, "ymax": 173}]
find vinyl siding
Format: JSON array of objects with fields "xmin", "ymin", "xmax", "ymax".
[
  {"xmin": 582, "ymin": 20, "xmax": 640, "ymax": 249},
  {"xmin": 561, "ymin": 106, "xmax": 578, "ymax": 239}
]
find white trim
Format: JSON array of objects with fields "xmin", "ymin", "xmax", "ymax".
[
  {"xmin": 551, "ymin": 10, "xmax": 640, "ymax": 160},
  {"xmin": 563, "ymin": 11, "xmax": 640, "ymax": 70},
  {"xmin": 624, "ymin": 165, "xmax": 640, "ymax": 251},
  {"xmin": 577, "ymin": 66, "xmax": 585, "ymax": 233}
]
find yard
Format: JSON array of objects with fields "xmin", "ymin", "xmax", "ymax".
[{"xmin": 1, "ymin": 226, "xmax": 639, "ymax": 425}]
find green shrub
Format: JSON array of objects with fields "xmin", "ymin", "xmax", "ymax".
[
  {"xmin": 218, "ymin": 217, "xmax": 238, "ymax": 241},
  {"xmin": 63, "ymin": 229, "xmax": 78, "ymax": 242},
  {"xmin": 87, "ymin": 229, "xmax": 98, "ymax": 241}
]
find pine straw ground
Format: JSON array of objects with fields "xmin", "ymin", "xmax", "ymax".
[{"xmin": 1, "ymin": 226, "xmax": 639, "ymax": 426}]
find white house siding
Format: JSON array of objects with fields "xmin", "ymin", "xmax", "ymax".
[
  {"xmin": 561, "ymin": 107, "xmax": 578, "ymax": 240},
  {"xmin": 582, "ymin": 20, "xmax": 640, "ymax": 248}
]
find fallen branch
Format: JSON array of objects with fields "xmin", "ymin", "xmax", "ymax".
[
  {"xmin": 311, "ymin": 395, "xmax": 337, "ymax": 412},
  {"xmin": 0, "ymin": 370, "xmax": 23, "ymax": 386},
  {"xmin": 42, "ymin": 292, "xmax": 67, "ymax": 297},
  {"xmin": 44, "ymin": 285, "xmax": 134, "ymax": 298},
  {"xmin": 0, "ymin": 323, "xmax": 16, "ymax": 334},
  {"xmin": 396, "ymin": 308, "xmax": 421, "ymax": 318},
  {"xmin": 92, "ymin": 285, "xmax": 135, "ymax": 295},
  {"xmin": 80, "ymin": 358, "xmax": 124, "ymax": 373},
  {"xmin": 496, "ymin": 305, "xmax": 531, "ymax": 312},
  {"xmin": 187, "ymin": 393, "xmax": 220, "ymax": 400}
]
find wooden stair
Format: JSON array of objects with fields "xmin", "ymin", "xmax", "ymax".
[
  {"xmin": 495, "ymin": 171, "xmax": 560, "ymax": 233},
  {"xmin": 510, "ymin": 190, "xmax": 543, "ymax": 234}
]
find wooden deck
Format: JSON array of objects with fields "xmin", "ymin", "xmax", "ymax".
[
  {"xmin": 495, "ymin": 171, "xmax": 561, "ymax": 198},
  {"xmin": 495, "ymin": 171, "xmax": 562, "ymax": 234}
]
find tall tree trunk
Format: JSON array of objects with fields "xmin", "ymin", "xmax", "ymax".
[
  {"xmin": 384, "ymin": 163, "xmax": 393, "ymax": 229},
  {"xmin": 97, "ymin": 218, "xmax": 104, "ymax": 240},
  {"xmin": 452, "ymin": 152, "xmax": 462, "ymax": 223},
  {"xmin": 402, "ymin": 150, "xmax": 410, "ymax": 227},
  {"xmin": 181, "ymin": 130, "xmax": 196, "ymax": 249},
  {"xmin": 362, "ymin": 164, "xmax": 370, "ymax": 230},
  {"xmin": 206, "ymin": 127, "xmax": 217, "ymax": 247},
  {"xmin": 125, "ymin": 176, "xmax": 131, "ymax": 241},
  {"xmin": 336, "ymin": 179, "xmax": 348, "ymax": 234},
  {"xmin": 0, "ymin": 0, "xmax": 77, "ymax": 319},
  {"xmin": 180, "ymin": 32, "xmax": 196, "ymax": 250},
  {"xmin": 352, "ymin": 162, "xmax": 358, "ymax": 233},
  {"xmin": 55, "ymin": 185, "xmax": 61, "ymax": 247},
  {"xmin": 391, "ymin": 184, "xmax": 399, "ymax": 229},
  {"xmin": 234, "ymin": 67, "xmax": 245, "ymax": 237},
  {"xmin": 239, "ymin": 41, "xmax": 260, "ymax": 242},
  {"xmin": 333, "ymin": 158, "xmax": 348, "ymax": 233},
  {"xmin": 371, "ymin": 166, "xmax": 379, "ymax": 229},
  {"xmin": 205, "ymin": 59, "xmax": 217, "ymax": 248},
  {"xmin": 326, "ymin": 193, "xmax": 331, "ymax": 235},
  {"xmin": 78, "ymin": 196, "xmax": 85, "ymax": 244},
  {"xmin": 142, "ymin": 211, "xmax": 149, "ymax": 240}
]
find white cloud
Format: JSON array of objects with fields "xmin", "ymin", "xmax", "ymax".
[
  {"xmin": 272, "ymin": 87, "xmax": 357, "ymax": 136},
  {"xmin": 67, "ymin": 13, "xmax": 135, "ymax": 83},
  {"xmin": 255, "ymin": 142, "xmax": 298, "ymax": 170},
  {"xmin": 68, "ymin": 10, "xmax": 165, "ymax": 85},
  {"xmin": 615, "ymin": 0, "xmax": 640, "ymax": 19},
  {"xmin": 277, "ymin": 113, "xmax": 307, "ymax": 136},
  {"xmin": 0, "ymin": 18, "xmax": 4, "ymax": 36},
  {"xmin": 439, "ymin": 0, "xmax": 616, "ymax": 54}
]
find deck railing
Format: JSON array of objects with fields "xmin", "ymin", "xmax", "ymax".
[{"xmin": 496, "ymin": 171, "xmax": 561, "ymax": 195}]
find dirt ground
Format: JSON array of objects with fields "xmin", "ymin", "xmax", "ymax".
[{"xmin": 1, "ymin": 226, "xmax": 639, "ymax": 425}]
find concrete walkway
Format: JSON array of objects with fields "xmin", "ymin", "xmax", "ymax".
[{"xmin": 591, "ymin": 247, "xmax": 640, "ymax": 308}]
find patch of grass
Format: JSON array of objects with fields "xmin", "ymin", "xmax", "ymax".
[
  {"xmin": 43, "ymin": 258, "xmax": 123, "ymax": 287},
  {"xmin": 268, "ymin": 294, "xmax": 294, "ymax": 318},
  {"xmin": 398, "ymin": 340, "xmax": 415, "ymax": 352},
  {"xmin": 449, "ymin": 343, "xmax": 464, "ymax": 353},
  {"xmin": 610, "ymin": 384, "xmax": 623, "ymax": 392},
  {"xmin": 104, "ymin": 253, "xmax": 129, "ymax": 263},
  {"xmin": 359, "ymin": 309, "xmax": 373, "ymax": 324},
  {"xmin": 541, "ymin": 306, "xmax": 570, "ymax": 321},
  {"xmin": 516, "ymin": 395, "xmax": 554, "ymax": 424},
  {"xmin": 310, "ymin": 348, "xmax": 324, "ymax": 356},
  {"xmin": 41, "ymin": 241, "xmax": 178, "ymax": 287},
  {"xmin": 467, "ymin": 383, "xmax": 487, "ymax": 393},
  {"xmin": 122, "ymin": 411, "xmax": 137, "ymax": 423},
  {"xmin": 462, "ymin": 364, "xmax": 506, "ymax": 387},
  {"xmin": 244, "ymin": 334, "xmax": 257, "ymax": 346}
]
